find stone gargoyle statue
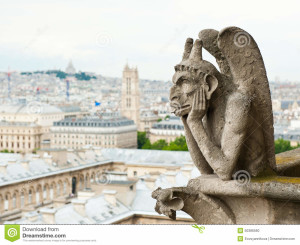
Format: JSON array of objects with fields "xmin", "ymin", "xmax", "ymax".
[{"xmin": 152, "ymin": 27, "xmax": 300, "ymax": 224}]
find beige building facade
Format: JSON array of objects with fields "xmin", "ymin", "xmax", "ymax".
[
  {"xmin": 149, "ymin": 117, "xmax": 185, "ymax": 143},
  {"xmin": 0, "ymin": 103, "xmax": 65, "ymax": 153},
  {"xmin": 0, "ymin": 122, "xmax": 42, "ymax": 153},
  {"xmin": 0, "ymin": 148, "xmax": 196, "ymax": 224},
  {"xmin": 50, "ymin": 116, "xmax": 137, "ymax": 149}
]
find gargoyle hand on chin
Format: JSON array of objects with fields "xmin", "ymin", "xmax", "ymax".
[{"xmin": 187, "ymin": 87, "xmax": 207, "ymax": 126}]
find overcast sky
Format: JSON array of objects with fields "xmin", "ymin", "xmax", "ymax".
[{"xmin": 0, "ymin": 0, "xmax": 299, "ymax": 81}]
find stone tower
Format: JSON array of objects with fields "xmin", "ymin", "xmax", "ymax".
[{"xmin": 121, "ymin": 63, "xmax": 140, "ymax": 127}]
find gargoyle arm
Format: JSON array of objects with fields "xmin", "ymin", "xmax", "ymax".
[
  {"xmin": 188, "ymin": 91, "xmax": 251, "ymax": 180},
  {"xmin": 182, "ymin": 117, "xmax": 214, "ymax": 174}
]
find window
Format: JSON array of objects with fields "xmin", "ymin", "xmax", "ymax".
[
  {"xmin": 63, "ymin": 181, "xmax": 67, "ymax": 194},
  {"xmin": 28, "ymin": 190, "xmax": 32, "ymax": 204},
  {"xmin": 12, "ymin": 194, "xmax": 16, "ymax": 209},
  {"xmin": 21, "ymin": 193, "xmax": 24, "ymax": 207},
  {"xmin": 43, "ymin": 186, "xmax": 47, "ymax": 200},
  {"xmin": 5, "ymin": 195, "xmax": 9, "ymax": 211}
]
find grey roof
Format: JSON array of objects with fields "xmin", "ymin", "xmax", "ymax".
[
  {"xmin": 53, "ymin": 116, "xmax": 134, "ymax": 128},
  {"xmin": 152, "ymin": 117, "xmax": 184, "ymax": 130},
  {"xmin": 0, "ymin": 153, "xmax": 54, "ymax": 183},
  {"xmin": 0, "ymin": 121, "xmax": 39, "ymax": 127},
  {"xmin": 101, "ymin": 148, "xmax": 192, "ymax": 165},
  {"xmin": 58, "ymin": 106, "xmax": 81, "ymax": 113},
  {"xmin": 0, "ymin": 103, "xmax": 62, "ymax": 114},
  {"xmin": 4, "ymin": 163, "xmax": 199, "ymax": 224}
]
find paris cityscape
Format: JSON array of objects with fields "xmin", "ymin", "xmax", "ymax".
[
  {"xmin": 0, "ymin": 60, "xmax": 299, "ymax": 225},
  {"xmin": 0, "ymin": 0, "xmax": 299, "ymax": 233}
]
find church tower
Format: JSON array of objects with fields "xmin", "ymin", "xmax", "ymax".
[{"xmin": 121, "ymin": 63, "xmax": 140, "ymax": 127}]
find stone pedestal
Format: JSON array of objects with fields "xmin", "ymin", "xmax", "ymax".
[{"xmin": 152, "ymin": 174, "xmax": 300, "ymax": 224}]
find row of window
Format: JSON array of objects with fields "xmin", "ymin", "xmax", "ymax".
[
  {"xmin": 1, "ymin": 135, "xmax": 39, "ymax": 140},
  {"xmin": 53, "ymin": 141, "xmax": 115, "ymax": 146},
  {"xmin": 0, "ymin": 129, "xmax": 40, "ymax": 133},
  {"xmin": 0, "ymin": 142, "xmax": 37, "ymax": 149},
  {"xmin": 53, "ymin": 134, "xmax": 115, "ymax": 140},
  {"xmin": 0, "ymin": 183, "xmax": 68, "ymax": 211}
]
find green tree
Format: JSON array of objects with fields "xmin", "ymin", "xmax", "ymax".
[
  {"xmin": 137, "ymin": 131, "xmax": 148, "ymax": 149},
  {"xmin": 274, "ymin": 138, "xmax": 299, "ymax": 154},
  {"xmin": 167, "ymin": 135, "xmax": 188, "ymax": 151},
  {"xmin": 141, "ymin": 139, "xmax": 152, "ymax": 149},
  {"xmin": 151, "ymin": 139, "xmax": 169, "ymax": 150}
]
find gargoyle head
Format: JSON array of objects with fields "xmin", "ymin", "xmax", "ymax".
[{"xmin": 170, "ymin": 38, "xmax": 221, "ymax": 117}]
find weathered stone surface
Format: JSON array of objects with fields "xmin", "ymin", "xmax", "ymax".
[
  {"xmin": 153, "ymin": 26, "xmax": 300, "ymax": 224},
  {"xmin": 169, "ymin": 26, "xmax": 276, "ymax": 180},
  {"xmin": 276, "ymin": 148, "xmax": 300, "ymax": 177},
  {"xmin": 153, "ymin": 174, "xmax": 300, "ymax": 224}
]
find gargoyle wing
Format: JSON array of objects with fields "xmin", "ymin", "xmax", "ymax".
[{"xmin": 200, "ymin": 27, "xmax": 276, "ymax": 172}]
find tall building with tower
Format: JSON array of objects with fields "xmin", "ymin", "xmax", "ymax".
[{"xmin": 121, "ymin": 63, "xmax": 140, "ymax": 128}]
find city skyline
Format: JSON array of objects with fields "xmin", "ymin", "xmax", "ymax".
[{"xmin": 0, "ymin": 0, "xmax": 299, "ymax": 81}]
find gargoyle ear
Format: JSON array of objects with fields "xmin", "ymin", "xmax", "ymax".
[{"xmin": 204, "ymin": 74, "xmax": 218, "ymax": 100}]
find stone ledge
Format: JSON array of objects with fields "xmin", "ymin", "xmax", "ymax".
[{"xmin": 188, "ymin": 174, "xmax": 300, "ymax": 201}]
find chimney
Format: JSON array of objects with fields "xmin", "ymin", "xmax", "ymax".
[
  {"xmin": 21, "ymin": 160, "xmax": 30, "ymax": 171},
  {"xmin": 53, "ymin": 197, "xmax": 68, "ymax": 208},
  {"xmin": 0, "ymin": 163, "xmax": 7, "ymax": 175},
  {"xmin": 149, "ymin": 171, "xmax": 161, "ymax": 179},
  {"xmin": 144, "ymin": 178, "xmax": 156, "ymax": 190},
  {"xmin": 24, "ymin": 211, "xmax": 40, "ymax": 222},
  {"xmin": 181, "ymin": 167, "xmax": 193, "ymax": 179},
  {"xmin": 92, "ymin": 146, "xmax": 102, "ymax": 155},
  {"xmin": 72, "ymin": 199, "xmax": 87, "ymax": 217},
  {"xmin": 77, "ymin": 190, "xmax": 95, "ymax": 200},
  {"xmin": 32, "ymin": 155, "xmax": 40, "ymax": 160},
  {"xmin": 183, "ymin": 162, "xmax": 194, "ymax": 168},
  {"xmin": 103, "ymin": 190, "xmax": 117, "ymax": 206},
  {"xmin": 40, "ymin": 208, "xmax": 57, "ymax": 224},
  {"xmin": 165, "ymin": 172, "xmax": 177, "ymax": 185},
  {"xmin": 43, "ymin": 155, "xmax": 53, "ymax": 165},
  {"xmin": 7, "ymin": 159, "xmax": 17, "ymax": 164}
]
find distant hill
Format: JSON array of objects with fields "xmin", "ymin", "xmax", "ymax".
[{"xmin": 20, "ymin": 70, "xmax": 97, "ymax": 81}]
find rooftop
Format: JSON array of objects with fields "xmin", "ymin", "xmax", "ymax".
[{"xmin": 53, "ymin": 116, "xmax": 135, "ymax": 128}]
